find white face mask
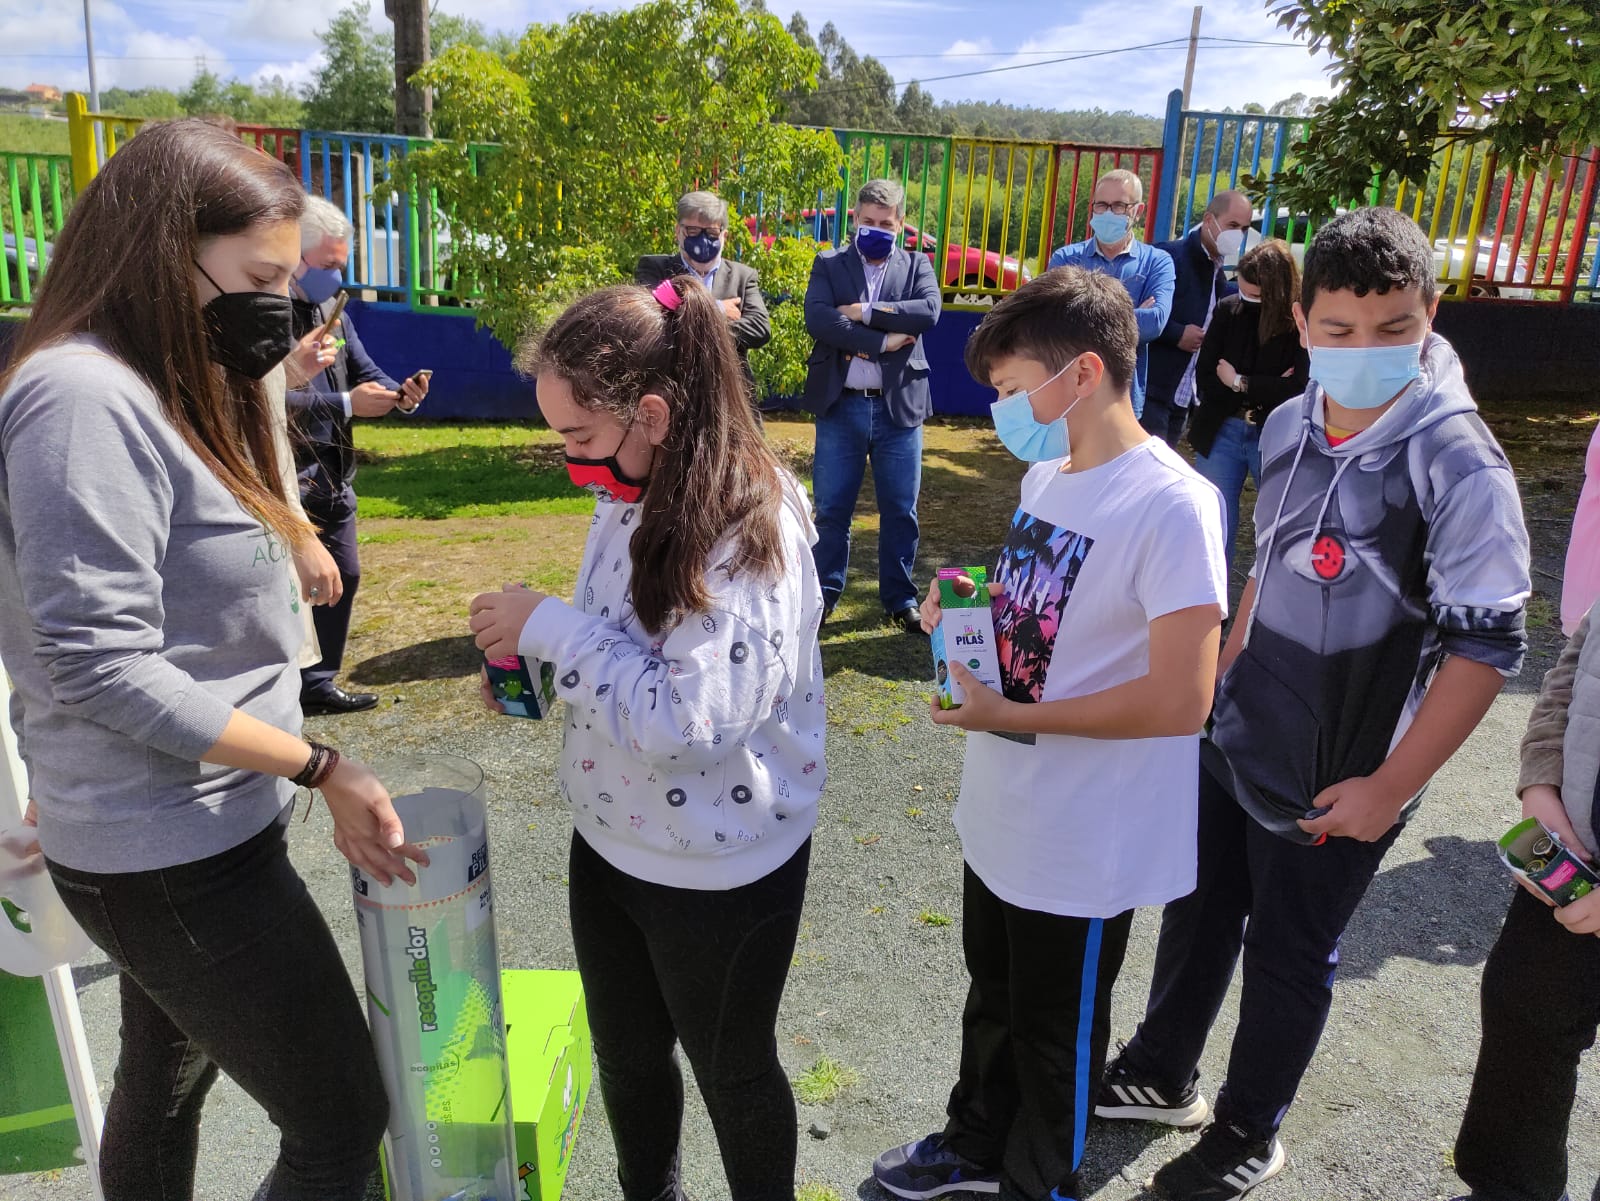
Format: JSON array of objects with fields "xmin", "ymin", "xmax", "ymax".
[
  {"xmin": 1216, "ymin": 227, "xmax": 1261, "ymax": 267},
  {"xmin": 1238, "ymin": 292, "xmax": 1261, "ymax": 304}
]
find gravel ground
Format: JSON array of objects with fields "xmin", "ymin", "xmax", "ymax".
[{"xmin": 7, "ymin": 405, "xmax": 1599, "ymax": 1201}]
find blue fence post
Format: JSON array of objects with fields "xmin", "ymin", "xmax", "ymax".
[{"xmin": 1152, "ymin": 89, "xmax": 1185, "ymax": 243}]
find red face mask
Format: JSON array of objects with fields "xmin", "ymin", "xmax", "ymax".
[{"xmin": 565, "ymin": 421, "xmax": 649, "ymax": 504}]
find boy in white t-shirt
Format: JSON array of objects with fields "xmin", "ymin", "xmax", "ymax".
[{"xmin": 872, "ymin": 267, "xmax": 1229, "ymax": 1201}]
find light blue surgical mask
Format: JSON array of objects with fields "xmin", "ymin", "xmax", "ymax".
[
  {"xmin": 297, "ymin": 263, "xmax": 343, "ymax": 304},
  {"xmin": 1309, "ymin": 340, "xmax": 1425, "ymax": 411},
  {"xmin": 855, "ymin": 225, "xmax": 897, "ymax": 261},
  {"xmin": 989, "ymin": 358, "xmax": 1083, "ymax": 462},
  {"xmin": 1089, "ymin": 211, "xmax": 1131, "ymax": 246}
]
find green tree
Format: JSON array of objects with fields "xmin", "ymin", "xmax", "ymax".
[
  {"xmin": 170, "ymin": 70, "xmax": 305, "ymax": 125},
  {"xmin": 408, "ymin": 0, "xmax": 843, "ymax": 399},
  {"xmin": 302, "ymin": 2, "xmax": 393, "ymax": 133},
  {"xmin": 1263, "ymin": 0, "xmax": 1600, "ymax": 214},
  {"xmin": 303, "ymin": 2, "xmax": 526, "ymax": 133},
  {"xmin": 178, "ymin": 69, "xmax": 229, "ymax": 116},
  {"xmin": 99, "ymin": 87, "xmax": 183, "ymax": 119},
  {"xmin": 784, "ymin": 15, "xmax": 898, "ymax": 130},
  {"xmin": 896, "ymin": 82, "xmax": 939, "ymax": 135}
]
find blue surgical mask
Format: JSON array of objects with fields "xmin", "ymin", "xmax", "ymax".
[
  {"xmin": 855, "ymin": 225, "xmax": 897, "ymax": 261},
  {"xmin": 989, "ymin": 358, "xmax": 1083, "ymax": 462},
  {"xmin": 1309, "ymin": 340, "xmax": 1425, "ymax": 411},
  {"xmin": 682, "ymin": 232, "xmax": 722, "ymax": 265},
  {"xmin": 1090, "ymin": 211, "xmax": 1132, "ymax": 246},
  {"xmin": 297, "ymin": 263, "xmax": 343, "ymax": 304}
]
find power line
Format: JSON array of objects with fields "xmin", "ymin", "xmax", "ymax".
[
  {"xmin": 867, "ymin": 36, "xmax": 1304, "ymax": 61},
  {"xmin": 0, "ymin": 53, "xmax": 301, "ymax": 63},
  {"xmin": 809, "ymin": 37, "xmax": 1203, "ymax": 98}
]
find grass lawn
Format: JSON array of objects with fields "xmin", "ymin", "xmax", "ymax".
[
  {"xmin": 348, "ymin": 415, "xmax": 1028, "ymax": 745},
  {"xmin": 346, "ymin": 399, "xmax": 1592, "ymax": 743},
  {"xmin": 0, "ymin": 114, "xmax": 70, "ymax": 157}
]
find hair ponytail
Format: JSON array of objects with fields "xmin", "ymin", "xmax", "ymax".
[{"xmin": 522, "ymin": 276, "xmax": 786, "ymax": 634}]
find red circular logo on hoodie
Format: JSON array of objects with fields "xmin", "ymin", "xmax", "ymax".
[{"xmin": 1311, "ymin": 533, "xmax": 1346, "ymax": 580}]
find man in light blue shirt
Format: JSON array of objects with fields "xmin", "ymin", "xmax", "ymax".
[{"xmin": 1047, "ymin": 169, "xmax": 1176, "ymax": 419}]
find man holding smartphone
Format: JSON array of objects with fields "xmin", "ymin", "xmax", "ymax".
[{"xmin": 288, "ymin": 195, "xmax": 430, "ymax": 715}]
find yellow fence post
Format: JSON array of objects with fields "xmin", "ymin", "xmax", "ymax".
[{"xmin": 66, "ymin": 93, "xmax": 98, "ymax": 194}]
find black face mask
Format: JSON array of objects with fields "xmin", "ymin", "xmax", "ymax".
[{"xmin": 194, "ymin": 261, "xmax": 295, "ymax": 380}]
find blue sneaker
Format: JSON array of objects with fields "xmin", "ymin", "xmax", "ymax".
[{"xmin": 873, "ymin": 1133, "xmax": 1000, "ymax": 1199}]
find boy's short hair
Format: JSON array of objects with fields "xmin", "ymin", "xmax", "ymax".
[
  {"xmin": 1302, "ymin": 207, "xmax": 1438, "ymax": 310},
  {"xmin": 965, "ymin": 266, "xmax": 1138, "ymax": 392}
]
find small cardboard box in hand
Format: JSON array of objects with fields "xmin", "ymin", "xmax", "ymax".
[{"xmin": 931, "ymin": 566, "xmax": 1003, "ymax": 709}]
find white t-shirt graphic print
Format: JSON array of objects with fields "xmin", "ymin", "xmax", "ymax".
[{"xmin": 953, "ymin": 438, "xmax": 1229, "ymax": 918}]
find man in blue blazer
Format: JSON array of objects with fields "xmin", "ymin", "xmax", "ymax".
[
  {"xmin": 289, "ymin": 196, "xmax": 428, "ymax": 715},
  {"xmin": 1144, "ymin": 190, "xmax": 1254, "ymax": 445},
  {"xmin": 803, "ymin": 179, "xmax": 942, "ymax": 632}
]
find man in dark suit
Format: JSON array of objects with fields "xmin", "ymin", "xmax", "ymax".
[
  {"xmin": 1143, "ymin": 190, "xmax": 1254, "ymax": 445},
  {"xmin": 803, "ymin": 178, "xmax": 942, "ymax": 632},
  {"xmin": 636, "ymin": 190, "xmax": 770, "ymax": 409},
  {"xmin": 288, "ymin": 195, "xmax": 428, "ymax": 716}
]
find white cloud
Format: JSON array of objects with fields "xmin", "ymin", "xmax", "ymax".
[
  {"xmin": 844, "ymin": 0, "xmax": 1336, "ymax": 115},
  {"xmin": 230, "ymin": 0, "xmax": 336, "ymax": 49},
  {"xmin": 102, "ymin": 29, "xmax": 230, "ymax": 90},
  {"xmin": 252, "ymin": 51, "xmax": 325, "ymax": 90}
]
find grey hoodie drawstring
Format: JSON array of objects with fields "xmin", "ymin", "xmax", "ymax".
[{"xmin": 1243, "ymin": 425, "xmax": 1309, "ymax": 645}]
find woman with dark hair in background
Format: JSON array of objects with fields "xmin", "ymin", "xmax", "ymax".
[
  {"xmin": 0, "ymin": 119, "xmax": 426, "ymax": 1201},
  {"xmin": 469, "ymin": 276, "xmax": 826, "ymax": 1201},
  {"xmin": 1187, "ymin": 239, "xmax": 1310, "ymax": 572}
]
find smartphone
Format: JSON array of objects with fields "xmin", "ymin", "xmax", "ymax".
[
  {"xmin": 398, "ymin": 368, "xmax": 432, "ymax": 414},
  {"xmin": 314, "ymin": 292, "xmax": 349, "ymax": 343}
]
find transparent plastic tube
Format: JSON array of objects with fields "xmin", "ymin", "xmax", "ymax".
[{"xmin": 352, "ymin": 754, "xmax": 517, "ymax": 1201}]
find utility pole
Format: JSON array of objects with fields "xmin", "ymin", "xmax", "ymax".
[
  {"xmin": 386, "ymin": 0, "xmax": 432, "ymax": 138},
  {"xmin": 1181, "ymin": 5, "xmax": 1202, "ymax": 111},
  {"xmin": 82, "ymin": 0, "xmax": 101, "ymax": 113}
]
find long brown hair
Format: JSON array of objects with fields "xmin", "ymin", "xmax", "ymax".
[
  {"xmin": 1237, "ymin": 239, "xmax": 1300, "ymax": 344},
  {"xmin": 522, "ymin": 278, "xmax": 785, "ymax": 634},
  {"xmin": 1, "ymin": 119, "xmax": 309, "ymax": 541}
]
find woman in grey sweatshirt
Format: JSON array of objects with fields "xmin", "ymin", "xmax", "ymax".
[{"xmin": 0, "ymin": 121, "xmax": 425, "ymax": 1201}]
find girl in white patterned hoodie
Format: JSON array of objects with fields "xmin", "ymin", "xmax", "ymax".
[{"xmin": 469, "ymin": 275, "xmax": 826, "ymax": 1201}]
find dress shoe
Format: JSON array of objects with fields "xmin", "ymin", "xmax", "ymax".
[
  {"xmin": 300, "ymin": 687, "xmax": 379, "ymax": 716},
  {"xmin": 888, "ymin": 606, "xmax": 925, "ymax": 635}
]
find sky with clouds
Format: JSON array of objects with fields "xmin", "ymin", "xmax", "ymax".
[{"xmin": 1, "ymin": 0, "xmax": 1338, "ymax": 118}]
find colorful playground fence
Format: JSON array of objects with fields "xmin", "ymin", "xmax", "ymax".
[
  {"xmin": 1, "ymin": 152, "xmax": 72, "ymax": 307},
  {"xmin": 15, "ymin": 92, "xmax": 1598, "ymax": 315}
]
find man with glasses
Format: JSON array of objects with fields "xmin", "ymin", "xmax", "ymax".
[
  {"xmin": 1047, "ymin": 169, "xmax": 1176, "ymax": 420},
  {"xmin": 637, "ymin": 190, "xmax": 771, "ymax": 410}
]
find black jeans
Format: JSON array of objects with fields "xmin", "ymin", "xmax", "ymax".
[
  {"xmin": 46, "ymin": 812, "xmax": 388, "ymax": 1201},
  {"xmin": 301, "ymin": 483, "xmax": 361, "ymax": 697},
  {"xmin": 568, "ymin": 831, "xmax": 811, "ymax": 1201},
  {"xmin": 1121, "ymin": 763, "xmax": 1399, "ymax": 1135},
  {"xmin": 1455, "ymin": 885, "xmax": 1600, "ymax": 1201},
  {"xmin": 943, "ymin": 864, "xmax": 1134, "ymax": 1201}
]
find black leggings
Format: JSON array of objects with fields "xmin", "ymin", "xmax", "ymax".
[
  {"xmin": 568, "ymin": 831, "xmax": 811, "ymax": 1201},
  {"xmin": 46, "ymin": 812, "xmax": 388, "ymax": 1201}
]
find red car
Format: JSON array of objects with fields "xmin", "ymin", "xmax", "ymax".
[{"xmin": 746, "ymin": 208, "xmax": 1031, "ymax": 292}]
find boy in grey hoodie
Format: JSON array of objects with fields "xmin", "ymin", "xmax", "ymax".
[{"xmin": 1095, "ymin": 208, "xmax": 1532, "ymax": 1198}]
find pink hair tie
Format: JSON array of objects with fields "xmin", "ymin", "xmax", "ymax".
[{"xmin": 652, "ymin": 279, "xmax": 682, "ymax": 311}]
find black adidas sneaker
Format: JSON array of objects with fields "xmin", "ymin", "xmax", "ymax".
[
  {"xmin": 1147, "ymin": 1120, "xmax": 1286, "ymax": 1199},
  {"xmin": 1095, "ymin": 1054, "xmax": 1210, "ymax": 1127}
]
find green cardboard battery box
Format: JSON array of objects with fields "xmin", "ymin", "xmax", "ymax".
[
  {"xmin": 1498, "ymin": 817, "xmax": 1600, "ymax": 906},
  {"xmin": 931, "ymin": 566, "xmax": 1003, "ymax": 709},
  {"xmin": 504, "ymin": 970, "xmax": 591, "ymax": 1201},
  {"xmin": 377, "ymin": 968, "xmax": 590, "ymax": 1201},
  {"xmin": 486, "ymin": 655, "xmax": 558, "ymax": 721}
]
